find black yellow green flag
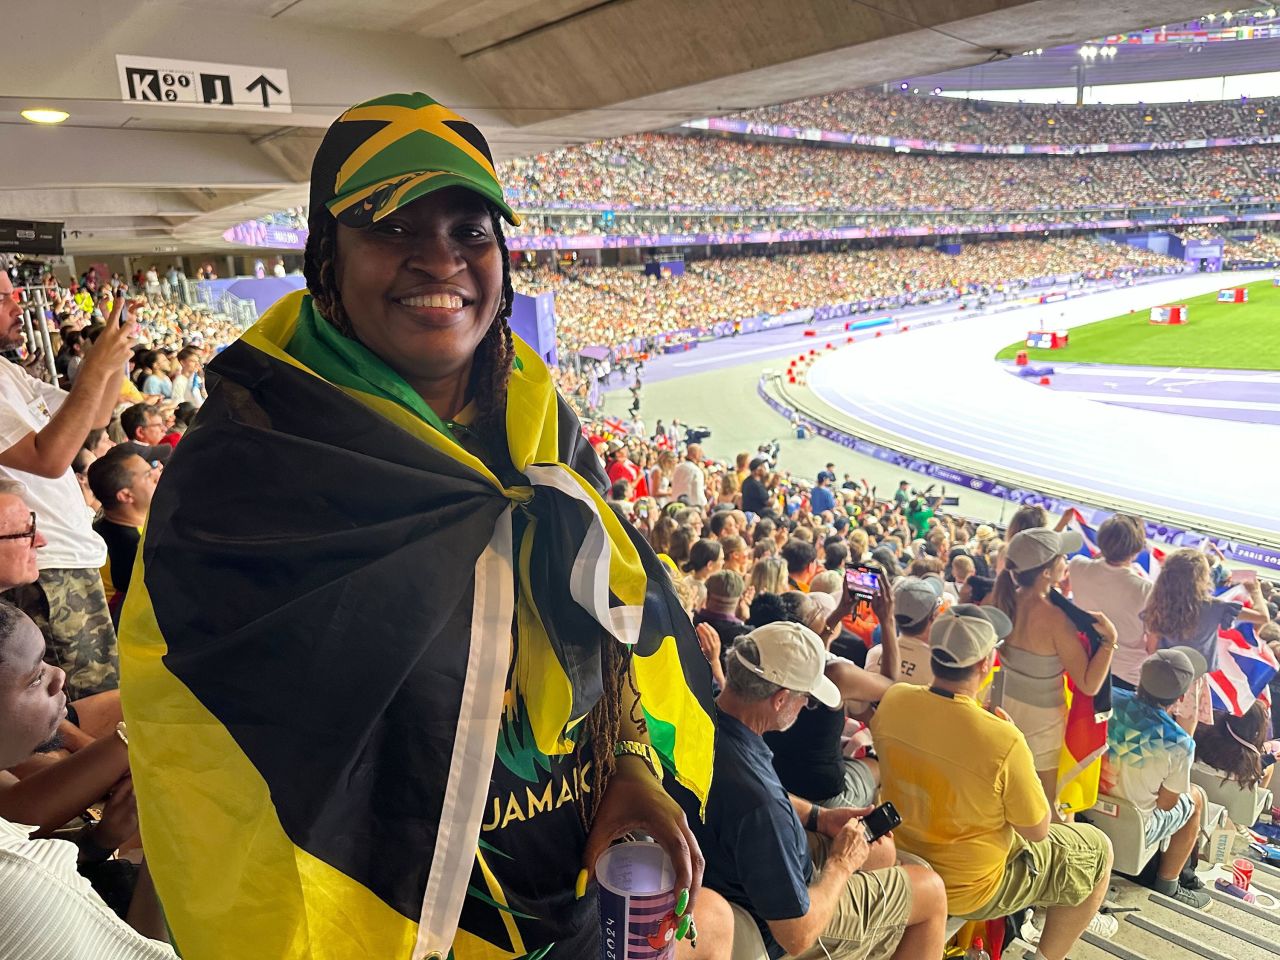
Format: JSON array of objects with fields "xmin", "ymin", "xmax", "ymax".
[{"xmin": 118, "ymin": 291, "xmax": 715, "ymax": 960}]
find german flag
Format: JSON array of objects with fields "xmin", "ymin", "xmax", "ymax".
[{"xmin": 118, "ymin": 291, "xmax": 715, "ymax": 960}]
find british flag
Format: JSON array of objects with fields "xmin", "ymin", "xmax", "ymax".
[
  {"xmin": 1063, "ymin": 509, "xmax": 1099, "ymax": 559},
  {"xmin": 1204, "ymin": 585, "xmax": 1276, "ymax": 716},
  {"xmin": 1208, "ymin": 621, "xmax": 1277, "ymax": 716},
  {"xmin": 1131, "ymin": 544, "xmax": 1166, "ymax": 581}
]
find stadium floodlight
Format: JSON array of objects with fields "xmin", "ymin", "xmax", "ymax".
[
  {"xmin": 931, "ymin": 87, "xmax": 943, "ymax": 95},
  {"xmin": 1222, "ymin": 11, "xmax": 1233, "ymax": 21},
  {"xmin": 899, "ymin": 82, "xmax": 909, "ymax": 90},
  {"xmin": 1269, "ymin": 8, "xmax": 1277, "ymax": 18},
  {"xmin": 1079, "ymin": 45, "xmax": 1098, "ymax": 59}
]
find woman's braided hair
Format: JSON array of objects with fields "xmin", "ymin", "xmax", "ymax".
[{"xmin": 305, "ymin": 200, "xmax": 628, "ymax": 828}]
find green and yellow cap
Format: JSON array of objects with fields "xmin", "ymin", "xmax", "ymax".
[{"xmin": 309, "ymin": 92, "xmax": 520, "ymax": 228}]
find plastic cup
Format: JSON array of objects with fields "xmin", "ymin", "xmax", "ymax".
[
  {"xmin": 1232, "ymin": 857, "xmax": 1254, "ymax": 891},
  {"xmin": 597, "ymin": 841, "xmax": 678, "ymax": 960}
]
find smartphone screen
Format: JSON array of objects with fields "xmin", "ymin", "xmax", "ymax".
[
  {"xmin": 1230, "ymin": 568, "xmax": 1258, "ymax": 584},
  {"xmin": 862, "ymin": 801, "xmax": 901, "ymax": 844},
  {"xmin": 845, "ymin": 566, "xmax": 880, "ymax": 595}
]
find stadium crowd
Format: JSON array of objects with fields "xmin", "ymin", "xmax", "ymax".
[
  {"xmin": 6, "ymin": 244, "xmax": 1277, "ymax": 958},
  {"xmin": 500, "ymin": 135, "xmax": 1280, "ymax": 224},
  {"xmin": 514, "ymin": 238, "xmax": 1186, "ymax": 355},
  {"xmin": 725, "ymin": 90, "xmax": 1280, "ymax": 146},
  {"xmin": 4, "ymin": 85, "xmax": 1280, "ymax": 960},
  {"xmin": 580, "ymin": 412, "xmax": 1280, "ymax": 957}
]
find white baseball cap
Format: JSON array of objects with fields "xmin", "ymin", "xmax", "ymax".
[
  {"xmin": 1005, "ymin": 527, "xmax": 1084, "ymax": 574},
  {"xmin": 731, "ymin": 622, "xmax": 842, "ymax": 708},
  {"xmin": 929, "ymin": 603, "xmax": 1013, "ymax": 668}
]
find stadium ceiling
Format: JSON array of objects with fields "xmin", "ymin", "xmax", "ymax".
[{"xmin": 2, "ymin": 0, "xmax": 1213, "ymax": 257}]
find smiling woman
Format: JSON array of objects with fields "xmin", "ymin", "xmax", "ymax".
[{"xmin": 117, "ymin": 93, "xmax": 716, "ymax": 960}]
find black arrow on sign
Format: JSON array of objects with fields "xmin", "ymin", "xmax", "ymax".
[{"xmin": 246, "ymin": 74, "xmax": 283, "ymax": 108}]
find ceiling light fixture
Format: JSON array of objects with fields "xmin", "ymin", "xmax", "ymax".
[{"xmin": 20, "ymin": 108, "xmax": 69, "ymax": 124}]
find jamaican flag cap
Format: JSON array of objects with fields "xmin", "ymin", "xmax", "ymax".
[{"xmin": 311, "ymin": 91, "xmax": 521, "ymax": 229}]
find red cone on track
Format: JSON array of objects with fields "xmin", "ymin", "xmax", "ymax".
[
  {"xmin": 809, "ymin": 349, "xmax": 816, "ymax": 356},
  {"xmin": 788, "ymin": 374, "xmax": 796, "ymax": 383},
  {"xmin": 847, "ymin": 336, "xmax": 854, "ymax": 343},
  {"xmin": 803, "ymin": 329, "xmax": 816, "ymax": 337},
  {"xmin": 1039, "ymin": 376, "xmax": 1051, "ymax": 385},
  {"xmin": 875, "ymin": 331, "xmax": 882, "ymax": 338}
]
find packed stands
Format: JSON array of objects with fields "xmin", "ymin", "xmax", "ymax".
[
  {"xmin": 721, "ymin": 89, "xmax": 1280, "ymax": 145},
  {"xmin": 1222, "ymin": 231, "xmax": 1280, "ymax": 261},
  {"xmin": 501, "ymin": 135, "xmax": 1280, "ymax": 238},
  {"xmin": 514, "ymin": 238, "xmax": 1186, "ymax": 355}
]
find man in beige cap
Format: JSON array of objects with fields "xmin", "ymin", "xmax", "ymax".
[
  {"xmin": 872, "ymin": 605, "xmax": 1116, "ymax": 960},
  {"xmin": 665, "ymin": 622, "xmax": 947, "ymax": 960}
]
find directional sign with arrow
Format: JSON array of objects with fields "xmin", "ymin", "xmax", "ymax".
[
  {"xmin": 116, "ymin": 55, "xmax": 291, "ymax": 113},
  {"xmin": 246, "ymin": 74, "xmax": 283, "ymax": 108}
]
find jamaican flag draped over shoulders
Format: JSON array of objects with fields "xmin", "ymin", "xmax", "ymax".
[{"xmin": 118, "ymin": 290, "xmax": 715, "ymax": 960}]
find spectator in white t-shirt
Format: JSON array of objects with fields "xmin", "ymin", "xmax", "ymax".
[
  {"xmin": 670, "ymin": 443, "xmax": 707, "ymax": 508},
  {"xmin": 0, "ymin": 272, "xmax": 137, "ymax": 699},
  {"xmin": 1067, "ymin": 515, "xmax": 1153, "ymax": 692},
  {"xmin": 866, "ymin": 575, "xmax": 944, "ymax": 685}
]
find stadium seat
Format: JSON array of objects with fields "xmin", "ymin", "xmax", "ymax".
[
  {"xmin": 1079, "ymin": 794, "xmax": 1163, "ymax": 876},
  {"xmin": 727, "ymin": 901, "xmax": 769, "ymax": 960},
  {"xmin": 1191, "ymin": 762, "xmax": 1273, "ymax": 829}
]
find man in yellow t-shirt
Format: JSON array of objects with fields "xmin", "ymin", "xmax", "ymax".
[{"xmin": 871, "ymin": 605, "xmax": 1115, "ymax": 960}]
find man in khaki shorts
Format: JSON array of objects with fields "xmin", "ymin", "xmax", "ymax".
[
  {"xmin": 665, "ymin": 622, "xmax": 947, "ymax": 960},
  {"xmin": 872, "ymin": 604, "xmax": 1115, "ymax": 960}
]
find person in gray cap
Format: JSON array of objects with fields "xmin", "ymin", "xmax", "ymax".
[
  {"xmin": 992, "ymin": 527, "xmax": 1118, "ymax": 811},
  {"xmin": 865, "ymin": 576, "xmax": 944, "ymax": 686},
  {"xmin": 1100, "ymin": 647, "xmax": 1211, "ymax": 909},
  {"xmin": 665, "ymin": 622, "xmax": 948, "ymax": 960},
  {"xmin": 873, "ymin": 604, "xmax": 1117, "ymax": 956}
]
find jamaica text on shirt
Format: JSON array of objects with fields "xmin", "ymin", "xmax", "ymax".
[{"xmin": 482, "ymin": 761, "xmax": 593, "ymax": 832}]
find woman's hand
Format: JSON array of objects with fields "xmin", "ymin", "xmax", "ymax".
[
  {"xmin": 580, "ymin": 757, "xmax": 704, "ymax": 940},
  {"xmin": 695, "ymin": 622, "xmax": 725, "ymax": 689},
  {"xmin": 1090, "ymin": 611, "xmax": 1118, "ymax": 649}
]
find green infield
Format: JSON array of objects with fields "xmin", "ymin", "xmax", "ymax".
[{"xmin": 995, "ymin": 278, "xmax": 1280, "ymax": 370}]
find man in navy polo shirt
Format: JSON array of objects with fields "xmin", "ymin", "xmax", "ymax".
[{"xmin": 666, "ymin": 623, "xmax": 946, "ymax": 960}]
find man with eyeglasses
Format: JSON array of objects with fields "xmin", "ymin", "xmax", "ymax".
[
  {"xmin": 117, "ymin": 403, "xmax": 172, "ymax": 467},
  {"xmin": 87, "ymin": 449, "xmax": 159, "ymax": 625},
  {"xmin": 665, "ymin": 622, "xmax": 947, "ymax": 960},
  {"xmin": 0, "ymin": 486, "xmax": 47, "ymax": 591},
  {"xmin": 0, "ymin": 271, "xmax": 138, "ymax": 699}
]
